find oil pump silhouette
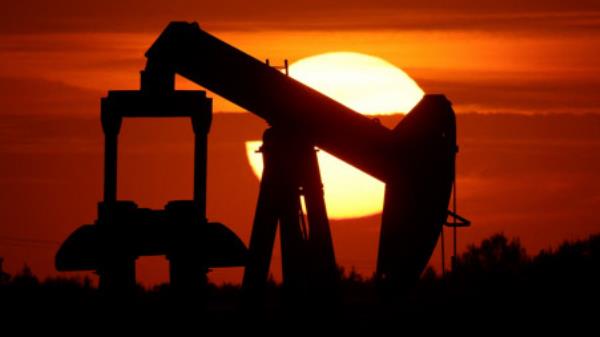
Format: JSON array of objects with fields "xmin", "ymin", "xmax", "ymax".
[{"xmin": 57, "ymin": 22, "xmax": 458, "ymax": 301}]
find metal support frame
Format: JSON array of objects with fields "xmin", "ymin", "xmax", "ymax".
[
  {"xmin": 242, "ymin": 127, "xmax": 338, "ymax": 303},
  {"xmin": 97, "ymin": 90, "xmax": 213, "ymax": 294}
]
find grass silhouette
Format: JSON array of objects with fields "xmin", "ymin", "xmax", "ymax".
[{"xmin": 1, "ymin": 233, "xmax": 598, "ymax": 326}]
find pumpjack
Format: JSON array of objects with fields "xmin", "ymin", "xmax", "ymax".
[{"xmin": 57, "ymin": 22, "xmax": 459, "ymax": 300}]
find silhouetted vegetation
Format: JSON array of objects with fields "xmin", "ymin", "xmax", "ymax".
[{"xmin": 1, "ymin": 233, "xmax": 598, "ymax": 325}]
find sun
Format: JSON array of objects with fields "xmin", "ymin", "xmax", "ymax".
[
  {"xmin": 245, "ymin": 52, "xmax": 424, "ymax": 219},
  {"xmin": 288, "ymin": 52, "xmax": 424, "ymax": 115}
]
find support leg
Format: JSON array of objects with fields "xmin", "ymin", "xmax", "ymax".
[
  {"xmin": 242, "ymin": 168, "xmax": 280, "ymax": 299},
  {"xmin": 301, "ymin": 147, "xmax": 338, "ymax": 292}
]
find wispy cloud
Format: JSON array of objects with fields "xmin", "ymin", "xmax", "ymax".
[{"xmin": 2, "ymin": 1, "xmax": 600, "ymax": 34}]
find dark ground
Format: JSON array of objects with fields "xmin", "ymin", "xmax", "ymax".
[{"xmin": 1, "ymin": 232, "xmax": 598, "ymax": 331}]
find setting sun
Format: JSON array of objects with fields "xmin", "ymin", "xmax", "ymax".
[
  {"xmin": 245, "ymin": 51, "xmax": 424, "ymax": 219},
  {"xmin": 288, "ymin": 52, "xmax": 424, "ymax": 115}
]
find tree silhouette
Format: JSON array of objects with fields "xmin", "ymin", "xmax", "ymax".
[
  {"xmin": 0, "ymin": 233, "xmax": 598, "ymax": 323},
  {"xmin": 0, "ymin": 257, "xmax": 10, "ymax": 285},
  {"xmin": 453, "ymin": 233, "xmax": 529, "ymax": 276}
]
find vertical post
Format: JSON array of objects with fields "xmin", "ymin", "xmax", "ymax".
[
  {"xmin": 278, "ymin": 184, "xmax": 307, "ymax": 295},
  {"xmin": 451, "ymin": 179, "xmax": 458, "ymax": 271},
  {"xmin": 302, "ymin": 146, "xmax": 337, "ymax": 292},
  {"xmin": 100, "ymin": 102, "xmax": 122, "ymax": 204},
  {"xmin": 99, "ymin": 100, "xmax": 133, "ymax": 296},
  {"xmin": 191, "ymin": 99, "xmax": 212, "ymax": 221},
  {"xmin": 241, "ymin": 162, "xmax": 280, "ymax": 302},
  {"xmin": 440, "ymin": 226, "xmax": 446, "ymax": 276},
  {"xmin": 166, "ymin": 98, "xmax": 212, "ymax": 298},
  {"xmin": 103, "ymin": 134, "xmax": 118, "ymax": 203}
]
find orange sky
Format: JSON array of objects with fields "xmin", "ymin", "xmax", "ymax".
[
  {"xmin": 1, "ymin": 30, "xmax": 599, "ymax": 114},
  {"xmin": 1, "ymin": 1, "xmax": 600, "ymax": 286}
]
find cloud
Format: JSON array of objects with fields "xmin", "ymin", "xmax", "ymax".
[
  {"xmin": 0, "ymin": 77, "xmax": 100, "ymax": 116},
  {"xmin": 2, "ymin": 1, "xmax": 600, "ymax": 34},
  {"xmin": 418, "ymin": 74, "xmax": 600, "ymax": 114}
]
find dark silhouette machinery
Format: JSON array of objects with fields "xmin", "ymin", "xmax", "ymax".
[
  {"xmin": 57, "ymin": 22, "xmax": 460, "ymax": 299},
  {"xmin": 56, "ymin": 90, "xmax": 246, "ymax": 295}
]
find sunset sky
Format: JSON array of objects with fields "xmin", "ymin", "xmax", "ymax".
[{"xmin": 1, "ymin": 1, "xmax": 599, "ymax": 286}]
